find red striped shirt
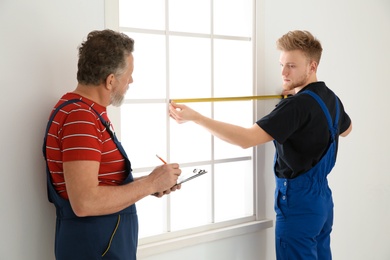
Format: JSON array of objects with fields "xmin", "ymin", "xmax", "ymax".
[{"xmin": 45, "ymin": 93, "xmax": 126, "ymax": 199}]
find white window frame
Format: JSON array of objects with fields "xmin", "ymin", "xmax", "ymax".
[{"xmin": 104, "ymin": 0, "xmax": 272, "ymax": 257}]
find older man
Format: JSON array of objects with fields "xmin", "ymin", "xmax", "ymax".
[{"xmin": 43, "ymin": 29, "xmax": 181, "ymax": 259}]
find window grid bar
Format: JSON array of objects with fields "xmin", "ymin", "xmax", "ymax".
[
  {"xmin": 132, "ymin": 156, "xmax": 253, "ymax": 174},
  {"xmin": 165, "ymin": 0, "xmax": 172, "ymax": 233},
  {"xmin": 139, "ymin": 215, "xmax": 258, "ymax": 245},
  {"xmin": 210, "ymin": 0, "xmax": 216, "ymax": 225},
  {"xmin": 252, "ymin": 0, "xmax": 259, "ymax": 220},
  {"xmin": 123, "ymin": 99, "xmax": 168, "ymax": 104},
  {"xmin": 120, "ymin": 26, "xmax": 251, "ymax": 42}
]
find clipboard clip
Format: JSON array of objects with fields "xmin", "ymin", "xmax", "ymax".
[{"xmin": 177, "ymin": 168, "xmax": 208, "ymax": 185}]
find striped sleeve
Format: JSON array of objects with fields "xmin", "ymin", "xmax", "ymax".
[{"xmin": 60, "ymin": 107, "xmax": 103, "ymax": 162}]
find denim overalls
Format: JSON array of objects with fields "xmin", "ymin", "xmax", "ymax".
[
  {"xmin": 274, "ymin": 90, "xmax": 339, "ymax": 260},
  {"xmin": 43, "ymin": 99, "xmax": 138, "ymax": 260}
]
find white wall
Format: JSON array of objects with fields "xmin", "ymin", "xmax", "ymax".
[
  {"xmin": 0, "ymin": 0, "xmax": 105, "ymax": 259},
  {"xmin": 1, "ymin": 0, "xmax": 389, "ymax": 259},
  {"xmin": 261, "ymin": 0, "xmax": 390, "ymax": 259}
]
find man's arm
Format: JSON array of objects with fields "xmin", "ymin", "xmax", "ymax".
[
  {"xmin": 340, "ymin": 122, "xmax": 352, "ymax": 137},
  {"xmin": 63, "ymin": 161, "xmax": 181, "ymax": 217},
  {"xmin": 169, "ymin": 102, "xmax": 274, "ymax": 149}
]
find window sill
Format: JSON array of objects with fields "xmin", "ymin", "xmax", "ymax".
[{"xmin": 137, "ymin": 219, "xmax": 273, "ymax": 258}]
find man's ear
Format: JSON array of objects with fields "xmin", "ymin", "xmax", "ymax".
[
  {"xmin": 310, "ymin": 60, "xmax": 318, "ymax": 73},
  {"xmin": 105, "ymin": 74, "xmax": 115, "ymax": 90}
]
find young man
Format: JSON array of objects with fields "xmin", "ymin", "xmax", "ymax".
[
  {"xmin": 43, "ymin": 29, "xmax": 181, "ymax": 260},
  {"xmin": 169, "ymin": 30, "xmax": 352, "ymax": 259}
]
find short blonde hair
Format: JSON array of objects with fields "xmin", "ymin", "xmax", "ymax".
[{"xmin": 276, "ymin": 30, "xmax": 323, "ymax": 64}]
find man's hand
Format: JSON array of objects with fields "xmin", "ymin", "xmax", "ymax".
[
  {"xmin": 152, "ymin": 184, "xmax": 182, "ymax": 198},
  {"xmin": 282, "ymin": 89, "xmax": 296, "ymax": 96},
  {"xmin": 148, "ymin": 163, "xmax": 181, "ymax": 195},
  {"xmin": 169, "ymin": 102, "xmax": 201, "ymax": 124}
]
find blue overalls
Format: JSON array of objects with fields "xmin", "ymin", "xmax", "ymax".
[
  {"xmin": 43, "ymin": 99, "xmax": 138, "ymax": 260},
  {"xmin": 274, "ymin": 91, "xmax": 339, "ymax": 260}
]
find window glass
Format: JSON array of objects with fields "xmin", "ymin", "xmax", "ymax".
[
  {"xmin": 119, "ymin": 0, "xmax": 165, "ymax": 30},
  {"xmin": 170, "ymin": 165, "xmax": 212, "ymax": 231},
  {"xmin": 214, "ymin": 161, "xmax": 253, "ymax": 222},
  {"xmin": 134, "ymin": 175, "xmax": 167, "ymax": 237},
  {"xmin": 121, "ymin": 103, "xmax": 167, "ymax": 168},
  {"xmin": 214, "ymin": 101, "xmax": 253, "ymax": 159},
  {"xmin": 214, "ymin": 0, "xmax": 252, "ymax": 37},
  {"xmin": 169, "ymin": 36, "xmax": 211, "ymax": 99},
  {"xmin": 214, "ymin": 39, "xmax": 253, "ymax": 97},
  {"xmin": 170, "ymin": 103, "xmax": 212, "ymax": 164},
  {"xmin": 124, "ymin": 33, "xmax": 166, "ymax": 99},
  {"xmin": 169, "ymin": 0, "xmax": 210, "ymax": 34}
]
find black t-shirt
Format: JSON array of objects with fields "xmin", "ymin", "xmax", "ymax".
[{"xmin": 257, "ymin": 82, "xmax": 351, "ymax": 179}]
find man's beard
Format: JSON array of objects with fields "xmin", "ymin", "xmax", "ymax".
[
  {"xmin": 110, "ymin": 88, "xmax": 125, "ymax": 107},
  {"xmin": 284, "ymin": 72, "xmax": 309, "ymax": 90}
]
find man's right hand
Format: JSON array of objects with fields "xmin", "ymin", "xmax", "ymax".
[{"xmin": 149, "ymin": 163, "xmax": 181, "ymax": 195}]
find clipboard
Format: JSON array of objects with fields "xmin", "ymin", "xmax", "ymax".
[{"xmin": 177, "ymin": 169, "xmax": 208, "ymax": 185}]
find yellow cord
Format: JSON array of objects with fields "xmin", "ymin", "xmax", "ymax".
[
  {"xmin": 170, "ymin": 94, "xmax": 284, "ymax": 103},
  {"xmin": 102, "ymin": 215, "xmax": 121, "ymax": 257}
]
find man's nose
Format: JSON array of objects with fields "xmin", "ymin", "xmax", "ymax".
[{"xmin": 281, "ymin": 66, "xmax": 288, "ymax": 76}]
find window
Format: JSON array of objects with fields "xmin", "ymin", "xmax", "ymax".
[{"xmin": 105, "ymin": 0, "xmax": 268, "ymax": 246}]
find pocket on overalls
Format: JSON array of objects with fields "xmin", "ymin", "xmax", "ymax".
[
  {"xmin": 276, "ymin": 237, "xmax": 289, "ymax": 260},
  {"xmin": 101, "ymin": 215, "xmax": 121, "ymax": 258}
]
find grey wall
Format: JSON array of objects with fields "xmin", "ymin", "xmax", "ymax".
[{"xmin": 1, "ymin": 0, "xmax": 389, "ymax": 259}]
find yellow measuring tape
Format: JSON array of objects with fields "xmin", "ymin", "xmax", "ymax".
[{"xmin": 171, "ymin": 94, "xmax": 285, "ymax": 103}]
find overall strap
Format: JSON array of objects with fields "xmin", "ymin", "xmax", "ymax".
[
  {"xmin": 42, "ymin": 99, "xmax": 122, "ymax": 204},
  {"xmin": 42, "ymin": 99, "xmax": 110, "ymax": 158},
  {"xmin": 301, "ymin": 90, "xmax": 340, "ymax": 140},
  {"xmin": 43, "ymin": 98, "xmax": 133, "ymax": 207},
  {"xmin": 42, "ymin": 99, "xmax": 83, "ymax": 203}
]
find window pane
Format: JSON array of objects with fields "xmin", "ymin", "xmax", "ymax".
[
  {"xmin": 169, "ymin": 36, "xmax": 211, "ymax": 99},
  {"xmin": 121, "ymin": 103, "xmax": 167, "ymax": 168},
  {"xmin": 170, "ymin": 165, "xmax": 212, "ymax": 231},
  {"xmin": 119, "ymin": 0, "xmax": 165, "ymax": 30},
  {"xmin": 169, "ymin": 0, "xmax": 210, "ymax": 33},
  {"xmin": 135, "ymin": 171, "xmax": 167, "ymax": 238},
  {"xmin": 214, "ymin": 0, "xmax": 252, "ymax": 37},
  {"xmin": 214, "ymin": 39, "xmax": 253, "ymax": 97},
  {"xmin": 214, "ymin": 101, "xmax": 253, "ymax": 159},
  {"xmin": 214, "ymin": 161, "xmax": 253, "ymax": 222},
  {"xmin": 169, "ymin": 103, "xmax": 212, "ymax": 163},
  {"xmin": 125, "ymin": 33, "xmax": 166, "ymax": 99}
]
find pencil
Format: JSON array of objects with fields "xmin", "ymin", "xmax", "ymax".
[{"xmin": 156, "ymin": 154, "xmax": 167, "ymax": 164}]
